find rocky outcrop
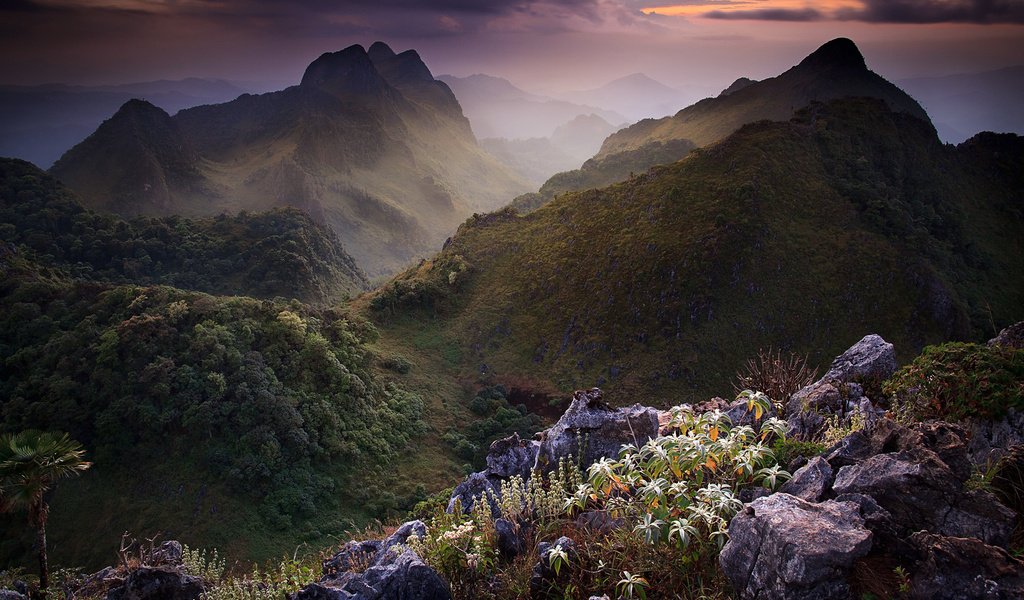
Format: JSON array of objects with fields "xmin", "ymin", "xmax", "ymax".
[
  {"xmin": 907, "ymin": 532, "xmax": 1024, "ymax": 600},
  {"xmin": 786, "ymin": 335, "xmax": 894, "ymax": 440},
  {"xmin": 448, "ymin": 390, "xmax": 658, "ymax": 513},
  {"xmin": 779, "ymin": 456, "xmax": 834, "ymax": 502},
  {"xmin": 535, "ymin": 388, "xmax": 659, "ymax": 472},
  {"xmin": 719, "ymin": 493, "xmax": 872, "ymax": 600},
  {"xmin": 988, "ymin": 321, "xmax": 1024, "ymax": 349},
  {"xmin": 296, "ymin": 520, "xmax": 449, "ymax": 600},
  {"xmin": 105, "ymin": 567, "xmax": 204, "ymax": 600},
  {"xmin": 447, "ymin": 432, "xmax": 538, "ymax": 514}
]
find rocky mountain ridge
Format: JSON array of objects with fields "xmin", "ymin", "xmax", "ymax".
[{"xmin": 49, "ymin": 42, "xmax": 530, "ymax": 277}]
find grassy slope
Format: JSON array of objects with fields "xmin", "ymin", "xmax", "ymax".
[{"xmin": 365, "ymin": 99, "xmax": 1024, "ymax": 409}]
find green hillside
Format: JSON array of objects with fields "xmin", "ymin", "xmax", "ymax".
[
  {"xmin": 0, "ymin": 160, "xmax": 432, "ymax": 568},
  {"xmin": 367, "ymin": 98, "xmax": 1024, "ymax": 407},
  {"xmin": 1, "ymin": 159, "xmax": 367, "ymax": 303}
]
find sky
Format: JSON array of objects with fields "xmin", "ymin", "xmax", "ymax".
[{"xmin": 1, "ymin": 1, "xmax": 1023, "ymax": 93}]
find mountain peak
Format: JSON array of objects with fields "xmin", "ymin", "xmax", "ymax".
[
  {"xmin": 300, "ymin": 44, "xmax": 388, "ymax": 95},
  {"xmin": 368, "ymin": 41, "xmax": 396, "ymax": 61},
  {"xmin": 798, "ymin": 38, "xmax": 866, "ymax": 71},
  {"xmin": 115, "ymin": 98, "xmax": 171, "ymax": 119}
]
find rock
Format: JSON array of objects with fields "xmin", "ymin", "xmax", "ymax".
[
  {"xmin": 495, "ymin": 518, "xmax": 528, "ymax": 560},
  {"xmin": 988, "ymin": 321, "xmax": 1024, "ymax": 349},
  {"xmin": 301, "ymin": 521, "xmax": 449, "ymax": 600},
  {"xmin": 738, "ymin": 486, "xmax": 771, "ymax": 504},
  {"xmin": 719, "ymin": 493, "xmax": 872, "ymax": 600},
  {"xmin": 147, "ymin": 541, "xmax": 183, "ymax": 566},
  {"xmin": 832, "ymin": 447, "xmax": 1015, "ymax": 547},
  {"xmin": 907, "ymin": 532, "xmax": 1024, "ymax": 600},
  {"xmin": 723, "ymin": 397, "xmax": 778, "ymax": 430},
  {"xmin": 967, "ymin": 410, "xmax": 1024, "ymax": 465},
  {"xmin": 529, "ymin": 536, "xmax": 577, "ymax": 597},
  {"xmin": 0, "ymin": 591, "xmax": 27, "ymax": 600},
  {"xmin": 446, "ymin": 471, "xmax": 499, "ymax": 514},
  {"xmin": 575, "ymin": 510, "xmax": 625, "ymax": 534},
  {"xmin": 780, "ymin": 456, "xmax": 834, "ymax": 502},
  {"xmin": 106, "ymin": 567, "xmax": 204, "ymax": 600},
  {"xmin": 381, "ymin": 520, "xmax": 427, "ymax": 552},
  {"xmin": 535, "ymin": 388, "xmax": 659, "ymax": 473},
  {"xmin": 820, "ymin": 334, "xmax": 896, "ymax": 385},
  {"xmin": 787, "ymin": 335, "xmax": 896, "ymax": 439},
  {"xmin": 447, "ymin": 433, "xmax": 538, "ymax": 514},
  {"xmin": 352, "ymin": 549, "xmax": 451, "ymax": 600},
  {"xmin": 323, "ymin": 540, "xmax": 383, "ymax": 579},
  {"xmin": 486, "ymin": 433, "xmax": 539, "ymax": 480}
]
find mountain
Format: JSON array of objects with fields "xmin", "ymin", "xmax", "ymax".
[
  {"xmin": 514, "ymin": 38, "xmax": 934, "ymax": 212},
  {"xmin": 559, "ymin": 73, "xmax": 703, "ymax": 122},
  {"xmin": 50, "ymin": 43, "xmax": 531, "ymax": 277},
  {"xmin": 438, "ymin": 73, "xmax": 626, "ymax": 140},
  {"xmin": 0, "ymin": 158, "xmax": 367, "ymax": 302},
  {"xmin": 481, "ymin": 114, "xmax": 622, "ymax": 186},
  {"xmin": 0, "ymin": 78, "xmax": 248, "ymax": 169},
  {"xmin": 898, "ymin": 65, "xmax": 1024, "ymax": 144},
  {"xmin": 366, "ymin": 98, "xmax": 1024, "ymax": 404},
  {"xmin": 550, "ymin": 113, "xmax": 620, "ymax": 161},
  {"xmin": 599, "ymin": 38, "xmax": 930, "ymax": 158}
]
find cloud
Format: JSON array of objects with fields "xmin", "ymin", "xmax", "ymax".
[
  {"xmin": 838, "ymin": 0, "xmax": 1024, "ymax": 24},
  {"xmin": 703, "ymin": 8, "xmax": 823, "ymax": 20}
]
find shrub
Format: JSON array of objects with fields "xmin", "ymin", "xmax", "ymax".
[
  {"xmin": 883, "ymin": 342, "xmax": 1024, "ymax": 420},
  {"xmin": 733, "ymin": 348, "xmax": 818, "ymax": 406}
]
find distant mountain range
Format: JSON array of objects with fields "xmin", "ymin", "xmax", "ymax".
[
  {"xmin": 0, "ymin": 78, "xmax": 250, "ymax": 169},
  {"xmin": 437, "ymin": 73, "xmax": 626, "ymax": 140},
  {"xmin": 557, "ymin": 73, "xmax": 707, "ymax": 122},
  {"xmin": 49, "ymin": 42, "xmax": 530, "ymax": 277},
  {"xmin": 512, "ymin": 38, "xmax": 935, "ymax": 211},
  {"xmin": 898, "ymin": 66, "xmax": 1024, "ymax": 144}
]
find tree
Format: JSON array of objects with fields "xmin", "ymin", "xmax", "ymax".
[{"xmin": 0, "ymin": 431, "xmax": 91, "ymax": 597}]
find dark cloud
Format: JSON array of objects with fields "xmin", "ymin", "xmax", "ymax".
[
  {"xmin": 838, "ymin": 0, "xmax": 1024, "ymax": 24},
  {"xmin": 704, "ymin": 8, "xmax": 823, "ymax": 21}
]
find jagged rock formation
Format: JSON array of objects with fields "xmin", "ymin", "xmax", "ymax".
[
  {"xmin": 51, "ymin": 43, "xmax": 530, "ymax": 276},
  {"xmin": 296, "ymin": 520, "xmax": 451, "ymax": 600}
]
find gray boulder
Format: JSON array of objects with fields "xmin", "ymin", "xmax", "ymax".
[
  {"xmin": 486, "ymin": 432, "xmax": 539, "ymax": 480},
  {"xmin": 298, "ymin": 520, "xmax": 449, "ymax": 600},
  {"xmin": 988, "ymin": 321, "xmax": 1024, "ymax": 349},
  {"xmin": 494, "ymin": 518, "xmax": 528, "ymax": 560},
  {"xmin": 446, "ymin": 472, "xmax": 500, "ymax": 515},
  {"xmin": 780, "ymin": 456, "xmax": 834, "ymax": 502},
  {"xmin": 820, "ymin": 334, "xmax": 897, "ymax": 385},
  {"xmin": 0, "ymin": 591, "xmax": 27, "ymax": 600},
  {"xmin": 106, "ymin": 567, "xmax": 204, "ymax": 600},
  {"xmin": 968, "ymin": 409, "xmax": 1024, "ymax": 465},
  {"xmin": 832, "ymin": 447, "xmax": 1015, "ymax": 547},
  {"xmin": 535, "ymin": 388, "xmax": 659, "ymax": 472},
  {"xmin": 907, "ymin": 532, "xmax": 1024, "ymax": 600},
  {"xmin": 719, "ymin": 493, "xmax": 872, "ymax": 600},
  {"xmin": 787, "ymin": 335, "xmax": 895, "ymax": 440},
  {"xmin": 447, "ymin": 432, "xmax": 538, "ymax": 514}
]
